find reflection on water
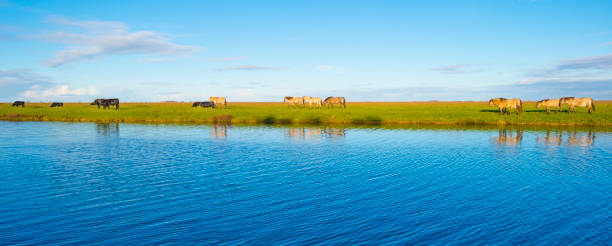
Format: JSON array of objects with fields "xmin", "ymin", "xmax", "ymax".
[
  {"xmin": 284, "ymin": 126, "xmax": 346, "ymax": 139},
  {"xmin": 96, "ymin": 123, "xmax": 119, "ymax": 136},
  {"xmin": 0, "ymin": 121, "xmax": 610, "ymax": 245},
  {"xmin": 491, "ymin": 128, "xmax": 523, "ymax": 146},
  {"xmin": 536, "ymin": 129, "xmax": 595, "ymax": 147},
  {"xmin": 211, "ymin": 124, "xmax": 228, "ymax": 138}
]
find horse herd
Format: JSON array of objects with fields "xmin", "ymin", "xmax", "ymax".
[
  {"xmin": 8, "ymin": 96, "xmax": 596, "ymax": 114},
  {"xmin": 284, "ymin": 96, "xmax": 346, "ymax": 108},
  {"xmin": 488, "ymin": 97, "xmax": 596, "ymax": 114}
]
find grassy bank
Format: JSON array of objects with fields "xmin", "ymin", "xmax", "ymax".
[{"xmin": 1, "ymin": 101, "xmax": 611, "ymax": 126}]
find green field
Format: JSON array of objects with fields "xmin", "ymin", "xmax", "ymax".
[{"xmin": 1, "ymin": 101, "xmax": 611, "ymax": 126}]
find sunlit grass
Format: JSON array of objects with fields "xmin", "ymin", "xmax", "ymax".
[{"xmin": 1, "ymin": 101, "xmax": 610, "ymax": 126}]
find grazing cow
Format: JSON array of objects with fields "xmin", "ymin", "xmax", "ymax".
[
  {"xmin": 559, "ymin": 97, "xmax": 595, "ymax": 113},
  {"xmin": 210, "ymin": 97, "xmax": 227, "ymax": 108},
  {"xmin": 284, "ymin": 96, "xmax": 304, "ymax": 107},
  {"xmin": 91, "ymin": 98, "xmax": 119, "ymax": 109},
  {"xmin": 90, "ymin": 98, "xmax": 104, "ymax": 108},
  {"xmin": 12, "ymin": 101, "xmax": 25, "ymax": 107},
  {"xmin": 323, "ymin": 97, "xmax": 346, "ymax": 108},
  {"xmin": 192, "ymin": 101, "xmax": 215, "ymax": 108},
  {"xmin": 303, "ymin": 96, "xmax": 323, "ymax": 108},
  {"xmin": 488, "ymin": 98, "xmax": 522, "ymax": 114},
  {"xmin": 536, "ymin": 99, "xmax": 560, "ymax": 114},
  {"xmin": 50, "ymin": 102, "xmax": 64, "ymax": 107}
]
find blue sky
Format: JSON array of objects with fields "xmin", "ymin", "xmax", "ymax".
[{"xmin": 1, "ymin": 0, "xmax": 611, "ymax": 102}]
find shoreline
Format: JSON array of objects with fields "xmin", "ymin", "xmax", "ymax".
[{"xmin": 2, "ymin": 101, "xmax": 611, "ymax": 127}]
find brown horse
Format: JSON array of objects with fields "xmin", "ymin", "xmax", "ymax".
[
  {"xmin": 323, "ymin": 97, "xmax": 346, "ymax": 108},
  {"xmin": 210, "ymin": 97, "xmax": 227, "ymax": 108},
  {"xmin": 284, "ymin": 96, "xmax": 304, "ymax": 107},
  {"xmin": 559, "ymin": 97, "xmax": 595, "ymax": 113},
  {"xmin": 303, "ymin": 96, "xmax": 322, "ymax": 108},
  {"xmin": 488, "ymin": 98, "xmax": 522, "ymax": 114},
  {"xmin": 536, "ymin": 99, "xmax": 560, "ymax": 114}
]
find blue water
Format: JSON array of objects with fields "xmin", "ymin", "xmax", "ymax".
[{"xmin": 0, "ymin": 122, "xmax": 610, "ymax": 245}]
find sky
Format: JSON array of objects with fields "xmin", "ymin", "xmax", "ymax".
[{"xmin": 1, "ymin": 0, "xmax": 611, "ymax": 102}]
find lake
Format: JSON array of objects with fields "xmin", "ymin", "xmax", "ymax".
[{"xmin": 0, "ymin": 121, "xmax": 610, "ymax": 245}]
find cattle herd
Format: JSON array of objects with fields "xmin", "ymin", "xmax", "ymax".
[{"xmin": 8, "ymin": 96, "xmax": 597, "ymax": 114}]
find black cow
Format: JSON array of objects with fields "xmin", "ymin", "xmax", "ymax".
[
  {"xmin": 91, "ymin": 98, "xmax": 119, "ymax": 109},
  {"xmin": 192, "ymin": 101, "xmax": 215, "ymax": 108},
  {"xmin": 91, "ymin": 98, "xmax": 104, "ymax": 108},
  {"xmin": 50, "ymin": 102, "xmax": 64, "ymax": 107},
  {"xmin": 12, "ymin": 101, "xmax": 25, "ymax": 107}
]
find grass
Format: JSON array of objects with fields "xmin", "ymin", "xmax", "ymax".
[{"xmin": 1, "ymin": 101, "xmax": 611, "ymax": 126}]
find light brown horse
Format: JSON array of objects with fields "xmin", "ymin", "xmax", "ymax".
[
  {"xmin": 323, "ymin": 97, "xmax": 346, "ymax": 108},
  {"xmin": 303, "ymin": 96, "xmax": 322, "ymax": 108},
  {"xmin": 535, "ymin": 99, "xmax": 560, "ymax": 114},
  {"xmin": 210, "ymin": 97, "xmax": 227, "ymax": 108},
  {"xmin": 559, "ymin": 97, "xmax": 595, "ymax": 113},
  {"xmin": 488, "ymin": 98, "xmax": 522, "ymax": 114},
  {"xmin": 284, "ymin": 96, "xmax": 304, "ymax": 107}
]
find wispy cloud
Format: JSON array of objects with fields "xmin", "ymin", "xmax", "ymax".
[
  {"xmin": 0, "ymin": 69, "xmax": 99, "ymax": 101},
  {"xmin": 336, "ymin": 79, "xmax": 612, "ymax": 101},
  {"xmin": 204, "ymin": 56, "xmax": 247, "ymax": 62},
  {"xmin": 431, "ymin": 64, "xmax": 479, "ymax": 74},
  {"xmin": 216, "ymin": 65, "xmax": 280, "ymax": 71},
  {"xmin": 40, "ymin": 16, "xmax": 201, "ymax": 67},
  {"xmin": 21, "ymin": 84, "xmax": 98, "ymax": 99},
  {"xmin": 522, "ymin": 53, "xmax": 612, "ymax": 84},
  {"xmin": 556, "ymin": 53, "xmax": 612, "ymax": 70}
]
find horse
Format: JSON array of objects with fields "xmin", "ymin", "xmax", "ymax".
[
  {"xmin": 488, "ymin": 98, "xmax": 522, "ymax": 114},
  {"xmin": 303, "ymin": 96, "xmax": 322, "ymax": 108},
  {"xmin": 559, "ymin": 97, "xmax": 595, "ymax": 113},
  {"xmin": 11, "ymin": 101, "xmax": 25, "ymax": 107},
  {"xmin": 284, "ymin": 96, "xmax": 304, "ymax": 107},
  {"xmin": 192, "ymin": 101, "xmax": 215, "ymax": 108},
  {"xmin": 210, "ymin": 97, "xmax": 227, "ymax": 108},
  {"xmin": 535, "ymin": 99, "xmax": 560, "ymax": 114},
  {"xmin": 50, "ymin": 102, "xmax": 63, "ymax": 107},
  {"xmin": 323, "ymin": 97, "xmax": 346, "ymax": 108}
]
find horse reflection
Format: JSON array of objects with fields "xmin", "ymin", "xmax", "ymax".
[
  {"xmin": 536, "ymin": 129, "xmax": 595, "ymax": 146},
  {"xmin": 492, "ymin": 128, "xmax": 523, "ymax": 146},
  {"xmin": 211, "ymin": 124, "xmax": 228, "ymax": 138},
  {"xmin": 285, "ymin": 126, "xmax": 345, "ymax": 139},
  {"xmin": 96, "ymin": 123, "xmax": 119, "ymax": 136},
  {"xmin": 567, "ymin": 129, "xmax": 595, "ymax": 146},
  {"xmin": 537, "ymin": 130, "xmax": 563, "ymax": 146}
]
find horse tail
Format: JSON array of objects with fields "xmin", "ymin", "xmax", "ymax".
[
  {"xmin": 591, "ymin": 100, "xmax": 595, "ymax": 112},
  {"xmin": 520, "ymin": 100, "xmax": 523, "ymax": 112}
]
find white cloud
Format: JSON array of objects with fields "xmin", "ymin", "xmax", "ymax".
[
  {"xmin": 21, "ymin": 85, "xmax": 98, "ymax": 99},
  {"xmin": 41, "ymin": 16, "xmax": 201, "ymax": 67}
]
